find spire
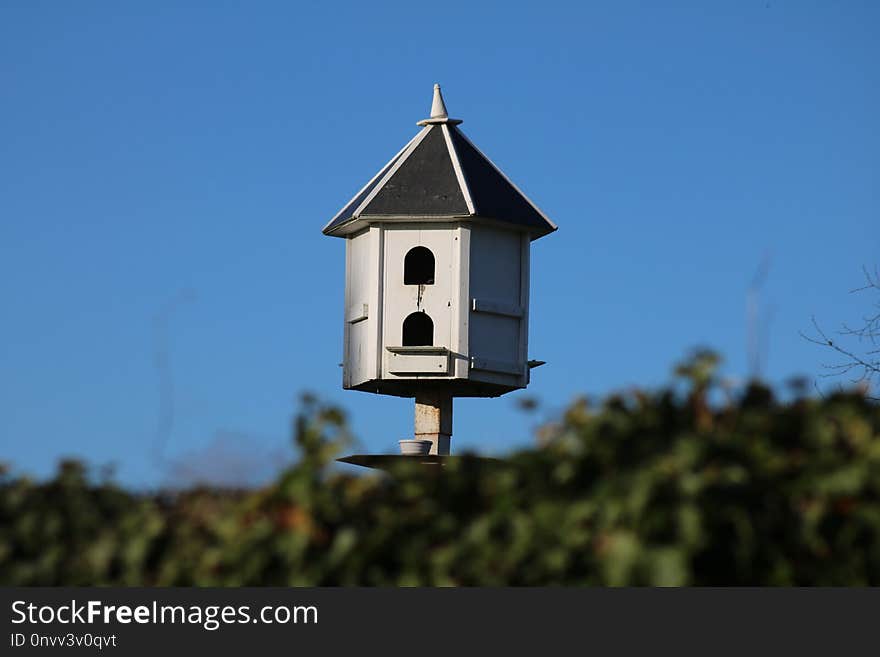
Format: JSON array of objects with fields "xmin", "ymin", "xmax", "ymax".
[
  {"xmin": 430, "ymin": 83, "xmax": 447, "ymax": 119},
  {"xmin": 417, "ymin": 83, "xmax": 462, "ymax": 126}
]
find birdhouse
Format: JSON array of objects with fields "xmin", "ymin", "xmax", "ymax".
[{"xmin": 323, "ymin": 85, "xmax": 556, "ymax": 459}]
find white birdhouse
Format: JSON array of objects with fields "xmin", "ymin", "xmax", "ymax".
[{"xmin": 323, "ymin": 85, "xmax": 556, "ymax": 459}]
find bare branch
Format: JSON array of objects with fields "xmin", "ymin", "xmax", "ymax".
[{"xmin": 802, "ymin": 268, "xmax": 880, "ymax": 400}]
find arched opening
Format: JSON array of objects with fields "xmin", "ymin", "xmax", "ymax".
[
  {"xmin": 402, "ymin": 312, "xmax": 434, "ymax": 346},
  {"xmin": 404, "ymin": 246, "xmax": 435, "ymax": 285}
]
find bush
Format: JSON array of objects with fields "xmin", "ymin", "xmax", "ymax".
[{"xmin": 2, "ymin": 353, "xmax": 879, "ymax": 585}]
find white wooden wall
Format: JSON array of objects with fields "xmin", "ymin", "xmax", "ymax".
[
  {"xmin": 381, "ymin": 224, "xmax": 456, "ymax": 378},
  {"xmin": 342, "ymin": 221, "xmax": 530, "ymax": 392},
  {"xmin": 343, "ymin": 228, "xmax": 380, "ymax": 388},
  {"xmin": 467, "ymin": 224, "xmax": 530, "ymax": 388}
]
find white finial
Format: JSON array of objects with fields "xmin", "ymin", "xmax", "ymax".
[
  {"xmin": 417, "ymin": 83, "xmax": 462, "ymax": 126},
  {"xmin": 430, "ymin": 83, "xmax": 448, "ymax": 119}
]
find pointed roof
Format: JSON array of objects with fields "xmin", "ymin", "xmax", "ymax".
[{"xmin": 322, "ymin": 85, "xmax": 556, "ymax": 240}]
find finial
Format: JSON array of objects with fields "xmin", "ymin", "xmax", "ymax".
[
  {"xmin": 430, "ymin": 83, "xmax": 448, "ymax": 119},
  {"xmin": 417, "ymin": 83, "xmax": 462, "ymax": 126}
]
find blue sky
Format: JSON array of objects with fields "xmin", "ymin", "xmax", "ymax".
[{"xmin": 1, "ymin": 1, "xmax": 877, "ymax": 487}]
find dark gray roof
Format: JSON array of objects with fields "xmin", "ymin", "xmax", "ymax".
[
  {"xmin": 322, "ymin": 86, "xmax": 556, "ymax": 240},
  {"xmin": 364, "ymin": 125, "xmax": 469, "ymax": 216}
]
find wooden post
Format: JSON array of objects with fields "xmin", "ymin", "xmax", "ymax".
[{"xmin": 414, "ymin": 391, "xmax": 453, "ymax": 455}]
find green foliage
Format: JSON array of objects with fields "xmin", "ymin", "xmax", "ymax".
[{"xmin": 2, "ymin": 354, "xmax": 879, "ymax": 585}]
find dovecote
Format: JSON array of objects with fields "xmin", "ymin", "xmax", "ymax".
[{"xmin": 323, "ymin": 85, "xmax": 556, "ymax": 455}]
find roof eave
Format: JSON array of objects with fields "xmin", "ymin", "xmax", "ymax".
[
  {"xmin": 322, "ymin": 213, "xmax": 474, "ymax": 238},
  {"xmin": 323, "ymin": 213, "xmax": 557, "ymax": 239},
  {"xmin": 466, "ymin": 214, "xmax": 557, "ymax": 240},
  {"xmin": 530, "ymin": 223, "xmax": 558, "ymax": 241}
]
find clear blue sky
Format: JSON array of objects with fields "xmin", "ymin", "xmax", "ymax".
[{"xmin": 1, "ymin": 1, "xmax": 877, "ymax": 487}]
